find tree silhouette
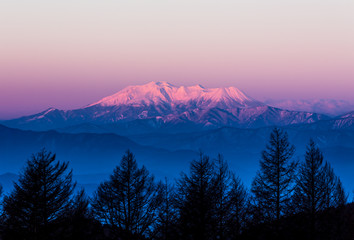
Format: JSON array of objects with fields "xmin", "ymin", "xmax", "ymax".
[
  {"xmin": 58, "ymin": 189, "xmax": 103, "ymax": 240},
  {"xmin": 227, "ymin": 174, "xmax": 249, "ymax": 239},
  {"xmin": 213, "ymin": 154, "xmax": 249, "ymax": 240},
  {"xmin": 175, "ymin": 152, "xmax": 216, "ymax": 240},
  {"xmin": 69, "ymin": 189, "xmax": 90, "ymax": 220},
  {"xmin": 321, "ymin": 162, "xmax": 347, "ymax": 209},
  {"xmin": 251, "ymin": 128, "xmax": 297, "ymax": 227},
  {"xmin": 174, "ymin": 153, "xmax": 249, "ymax": 240},
  {"xmin": 151, "ymin": 179, "xmax": 178, "ymax": 240},
  {"xmin": 292, "ymin": 139, "xmax": 326, "ymax": 238},
  {"xmin": 92, "ymin": 150, "xmax": 161, "ymax": 239},
  {"xmin": 333, "ymin": 178, "xmax": 347, "ymax": 207},
  {"xmin": 2, "ymin": 149, "xmax": 75, "ymax": 240}
]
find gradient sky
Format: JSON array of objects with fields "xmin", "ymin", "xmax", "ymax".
[{"xmin": 0, "ymin": 0, "xmax": 353, "ymax": 119}]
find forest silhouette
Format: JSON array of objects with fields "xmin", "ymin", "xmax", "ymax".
[{"xmin": 0, "ymin": 128, "xmax": 353, "ymax": 240}]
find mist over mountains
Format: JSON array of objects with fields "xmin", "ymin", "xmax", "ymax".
[
  {"xmin": 265, "ymin": 98, "xmax": 354, "ymax": 116},
  {"xmin": 1, "ymin": 82, "xmax": 354, "ymax": 193}
]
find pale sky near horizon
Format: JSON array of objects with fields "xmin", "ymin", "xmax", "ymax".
[{"xmin": 0, "ymin": 0, "xmax": 353, "ymax": 119}]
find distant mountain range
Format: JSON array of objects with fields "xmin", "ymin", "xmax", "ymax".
[
  {"xmin": 1, "ymin": 82, "xmax": 333, "ymax": 132},
  {"xmin": 1, "ymin": 123, "xmax": 354, "ymax": 193},
  {"xmin": 0, "ymin": 123, "xmax": 197, "ymax": 181},
  {"xmin": 265, "ymin": 99, "xmax": 354, "ymax": 116},
  {"xmin": 1, "ymin": 82, "xmax": 354, "ymax": 194}
]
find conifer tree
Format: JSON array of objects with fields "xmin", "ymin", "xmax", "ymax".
[
  {"xmin": 213, "ymin": 154, "xmax": 248, "ymax": 240},
  {"xmin": 92, "ymin": 150, "xmax": 161, "ymax": 239},
  {"xmin": 321, "ymin": 162, "xmax": 347, "ymax": 209},
  {"xmin": 227, "ymin": 174, "xmax": 249, "ymax": 239},
  {"xmin": 152, "ymin": 179, "xmax": 178, "ymax": 240},
  {"xmin": 174, "ymin": 153, "xmax": 249, "ymax": 240},
  {"xmin": 213, "ymin": 154, "xmax": 232, "ymax": 240},
  {"xmin": 333, "ymin": 178, "xmax": 347, "ymax": 206},
  {"xmin": 251, "ymin": 128, "xmax": 297, "ymax": 225},
  {"xmin": 292, "ymin": 139, "xmax": 326, "ymax": 238},
  {"xmin": 60, "ymin": 189, "xmax": 103, "ymax": 240},
  {"xmin": 293, "ymin": 140, "xmax": 325, "ymax": 213},
  {"xmin": 175, "ymin": 152, "xmax": 216, "ymax": 240},
  {"xmin": 2, "ymin": 149, "xmax": 75, "ymax": 240},
  {"xmin": 69, "ymin": 189, "xmax": 90, "ymax": 220}
]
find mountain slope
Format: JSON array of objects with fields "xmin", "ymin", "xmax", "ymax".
[
  {"xmin": 52, "ymin": 106, "xmax": 328, "ymax": 136},
  {"xmin": 1, "ymin": 123, "xmax": 354, "ymax": 194},
  {"xmin": 0, "ymin": 124, "xmax": 197, "ymax": 178},
  {"xmin": 2, "ymin": 82, "xmax": 329, "ymax": 131},
  {"xmin": 289, "ymin": 111, "xmax": 354, "ymax": 131},
  {"xmin": 127, "ymin": 126, "xmax": 354, "ymax": 191},
  {"xmin": 88, "ymin": 81, "xmax": 261, "ymax": 108}
]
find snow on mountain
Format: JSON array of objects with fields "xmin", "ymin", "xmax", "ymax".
[
  {"xmin": 291, "ymin": 110, "xmax": 354, "ymax": 131},
  {"xmin": 88, "ymin": 81, "xmax": 261, "ymax": 109},
  {"xmin": 339, "ymin": 111, "xmax": 354, "ymax": 119},
  {"xmin": 264, "ymin": 99, "xmax": 354, "ymax": 116},
  {"xmin": 2, "ymin": 82, "xmax": 330, "ymax": 131}
]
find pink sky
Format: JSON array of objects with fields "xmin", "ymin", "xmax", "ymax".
[{"xmin": 0, "ymin": 0, "xmax": 353, "ymax": 119}]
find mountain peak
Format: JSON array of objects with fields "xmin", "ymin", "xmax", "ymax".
[
  {"xmin": 145, "ymin": 81, "xmax": 175, "ymax": 88},
  {"xmin": 88, "ymin": 82, "xmax": 261, "ymax": 109},
  {"xmin": 3, "ymin": 82, "xmax": 333, "ymax": 131},
  {"xmin": 151, "ymin": 81, "xmax": 174, "ymax": 87}
]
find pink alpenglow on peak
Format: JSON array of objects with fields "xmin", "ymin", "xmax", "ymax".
[
  {"xmin": 3, "ymin": 81, "xmax": 330, "ymax": 132},
  {"xmin": 89, "ymin": 81, "xmax": 262, "ymax": 109}
]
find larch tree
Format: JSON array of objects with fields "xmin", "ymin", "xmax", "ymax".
[
  {"xmin": 2, "ymin": 149, "xmax": 75, "ymax": 240},
  {"xmin": 251, "ymin": 128, "xmax": 297, "ymax": 225},
  {"xmin": 227, "ymin": 174, "xmax": 249, "ymax": 239},
  {"xmin": 92, "ymin": 150, "xmax": 161, "ymax": 239},
  {"xmin": 175, "ymin": 152, "xmax": 216, "ymax": 240},
  {"xmin": 321, "ymin": 162, "xmax": 347, "ymax": 209},
  {"xmin": 292, "ymin": 139, "xmax": 326, "ymax": 237},
  {"xmin": 152, "ymin": 178, "xmax": 178, "ymax": 240},
  {"xmin": 212, "ymin": 154, "xmax": 248, "ymax": 240}
]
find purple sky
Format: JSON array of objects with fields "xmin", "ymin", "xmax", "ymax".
[{"xmin": 0, "ymin": 0, "xmax": 353, "ymax": 119}]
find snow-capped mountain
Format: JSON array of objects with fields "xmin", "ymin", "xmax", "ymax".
[
  {"xmin": 290, "ymin": 110, "xmax": 354, "ymax": 131},
  {"xmin": 2, "ymin": 82, "xmax": 329, "ymax": 132},
  {"xmin": 88, "ymin": 81, "xmax": 262, "ymax": 109}
]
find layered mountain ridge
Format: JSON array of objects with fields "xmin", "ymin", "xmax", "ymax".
[
  {"xmin": 1, "ymin": 82, "xmax": 333, "ymax": 132},
  {"xmin": 1, "ymin": 82, "xmax": 354, "ymax": 192}
]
